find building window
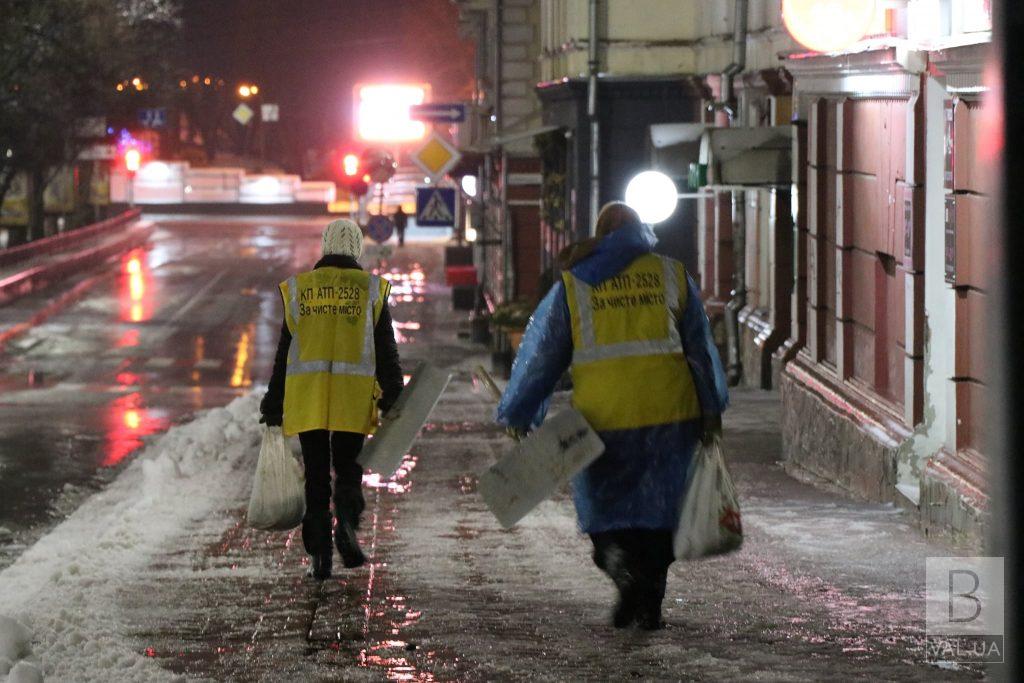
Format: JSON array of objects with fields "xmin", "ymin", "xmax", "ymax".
[{"xmin": 951, "ymin": 0, "xmax": 992, "ymax": 34}]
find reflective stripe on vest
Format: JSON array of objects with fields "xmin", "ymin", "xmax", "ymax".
[
  {"xmin": 284, "ymin": 273, "xmax": 381, "ymax": 377},
  {"xmin": 562, "ymin": 253, "xmax": 700, "ymax": 431},
  {"xmin": 569, "ymin": 254, "xmax": 683, "ymax": 364}
]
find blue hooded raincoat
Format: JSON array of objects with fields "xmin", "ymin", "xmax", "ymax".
[{"xmin": 496, "ymin": 223, "xmax": 729, "ymax": 534}]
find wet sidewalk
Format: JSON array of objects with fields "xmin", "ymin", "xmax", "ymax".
[{"xmin": 111, "ymin": 246, "xmax": 982, "ymax": 681}]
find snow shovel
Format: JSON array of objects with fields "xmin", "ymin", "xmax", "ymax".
[
  {"xmin": 473, "ymin": 366, "xmax": 605, "ymax": 529},
  {"xmin": 358, "ymin": 362, "xmax": 452, "ymax": 479}
]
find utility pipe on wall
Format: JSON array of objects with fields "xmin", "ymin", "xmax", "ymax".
[
  {"xmin": 710, "ymin": 0, "xmax": 749, "ymax": 385},
  {"xmin": 709, "ymin": 0, "xmax": 749, "ymax": 121},
  {"xmin": 587, "ymin": 0, "xmax": 600, "ymax": 234},
  {"xmin": 725, "ymin": 191, "xmax": 747, "ymax": 385}
]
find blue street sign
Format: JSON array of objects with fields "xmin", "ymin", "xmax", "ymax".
[
  {"xmin": 409, "ymin": 103, "xmax": 467, "ymax": 123},
  {"xmin": 138, "ymin": 108, "xmax": 167, "ymax": 128},
  {"xmin": 366, "ymin": 215, "xmax": 395, "ymax": 244},
  {"xmin": 416, "ymin": 187, "xmax": 456, "ymax": 228}
]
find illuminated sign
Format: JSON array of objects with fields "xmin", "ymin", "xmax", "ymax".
[{"xmin": 355, "ymin": 84, "xmax": 429, "ymax": 143}]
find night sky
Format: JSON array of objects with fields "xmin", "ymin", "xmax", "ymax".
[{"xmin": 178, "ymin": 0, "xmax": 476, "ymax": 164}]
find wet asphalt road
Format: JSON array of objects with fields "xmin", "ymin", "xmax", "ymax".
[{"xmin": 0, "ymin": 216, "xmax": 332, "ymax": 565}]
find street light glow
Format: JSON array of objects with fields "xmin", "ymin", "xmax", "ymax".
[
  {"xmin": 625, "ymin": 171, "xmax": 678, "ymax": 224},
  {"xmin": 342, "ymin": 153, "xmax": 360, "ymax": 176},
  {"xmin": 782, "ymin": 0, "xmax": 877, "ymax": 53},
  {"xmin": 238, "ymin": 84, "xmax": 252, "ymax": 97},
  {"xmin": 124, "ymin": 149, "xmax": 142, "ymax": 173},
  {"xmin": 355, "ymin": 84, "xmax": 428, "ymax": 142}
]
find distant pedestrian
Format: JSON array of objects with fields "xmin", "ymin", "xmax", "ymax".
[
  {"xmin": 260, "ymin": 218, "xmax": 404, "ymax": 580},
  {"xmin": 496, "ymin": 202, "xmax": 728, "ymax": 630},
  {"xmin": 393, "ymin": 206, "xmax": 408, "ymax": 247}
]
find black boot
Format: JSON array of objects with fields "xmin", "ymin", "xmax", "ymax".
[
  {"xmin": 635, "ymin": 569, "xmax": 668, "ymax": 631},
  {"xmin": 613, "ymin": 586, "xmax": 640, "ymax": 628},
  {"xmin": 302, "ymin": 510, "xmax": 334, "ymax": 580},
  {"xmin": 302, "ymin": 510, "xmax": 332, "ymax": 554},
  {"xmin": 309, "ymin": 551, "xmax": 333, "ymax": 581},
  {"xmin": 335, "ymin": 518, "xmax": 366, "ymax": 568},
  {"xmin": 602, "ymin": 545, "xmax": 639, "ymax": 628}
]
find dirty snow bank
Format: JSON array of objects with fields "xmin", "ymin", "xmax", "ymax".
[
  {"xmin": 0, "ymin": 616, "xmax": 41, "ymax": 681},
  {"xmin": 0, "ymin": 393, "xmax": 262, "ymax": 682}
]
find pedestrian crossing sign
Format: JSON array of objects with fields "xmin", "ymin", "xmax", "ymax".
[{"xmin": 416, "ymin": 187, "xmax": 456, "ymax": 227}]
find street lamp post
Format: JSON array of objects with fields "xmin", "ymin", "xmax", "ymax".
[
  {"xmin": 124, "ymin": 148, "xmax": 141, "ymax": 208},
  {"xmin": 236, "ymin": 83, "xmax": 261, "ymax": 161}
]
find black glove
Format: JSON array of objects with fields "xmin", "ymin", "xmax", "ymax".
[
  {"xmin": 259, "ymin": 412, "xmax": 282, "ymax": 427},
  {"xmin": 701, "ymin": 413, "xmax": 722, "ymax": 445},
  {"xmin": 259, "ymin": 392, "xmax": 283, "ymax": 427}
]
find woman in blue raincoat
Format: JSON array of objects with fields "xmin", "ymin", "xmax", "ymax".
[{"xmin": 496, "ymin": 202, "xmax": 728, "ymax": 630}]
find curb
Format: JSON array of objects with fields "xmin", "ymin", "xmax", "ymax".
[
  {"xmin": 0, "ymin": 223, "xmax": 154, "ymax": 308},
  {"xmin": 0, "ymin": 272, "xmax": 112, "ymax": 350},
  {"xmin": 0, "ymin": 210, "xmax": 141, "ymax": 270}
]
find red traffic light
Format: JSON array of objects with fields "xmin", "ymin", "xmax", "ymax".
[{"xmin": 342, "ymin": 153, "xmax": 360, "ymax": 177}]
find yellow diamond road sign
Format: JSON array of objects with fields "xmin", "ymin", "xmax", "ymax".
[
  {"xmin": 232, "ymin": 103, "xmax": 254, "ymax": 126},
  {"xmin": 412, "ymin": 132, "xmax": 461, "ymax": 180}
]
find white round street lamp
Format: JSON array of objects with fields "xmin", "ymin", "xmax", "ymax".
[
  {"xmin": 625, "ymin": 171, "xmax": 678, "ymax": 224},
  {"xmin": 781, "ymin": 0, "xmax": 877, "ymax": 53}
]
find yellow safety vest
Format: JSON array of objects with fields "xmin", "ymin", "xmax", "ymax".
[
  {"xmin": 562, "ymin": 253, "xmax": 701, "ymax": 431},
  {"xmin": 279, "ymin": 268, "xmax": 390, "ymax": 436}
]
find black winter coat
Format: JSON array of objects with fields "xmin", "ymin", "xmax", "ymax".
[{"xmin": 259, "ymin": 254, "xmax": 404, "ymax": 424}]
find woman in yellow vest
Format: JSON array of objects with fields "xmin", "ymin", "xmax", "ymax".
[
  {"xmin": 260, "ymin": 219, "xmax": 404, "ymax": 580},
  {"xmin": 497, "ymin": 203, "xmax": 728, "ymax": 629}
]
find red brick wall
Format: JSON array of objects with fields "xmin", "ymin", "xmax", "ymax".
[
  {"xmin": 807, "ymin": 99, "xmax": 838, "ymax": 367},
  {"xmin": 512, "ymin": 201, "xmax": 542, "ymax": 301},
  {"xmin": 799, "ymin": 93, "xmax": 925, "ymax": 426},
  {"xmin": 949, "ymin": 99, "xmax": 993, "ymax": 453}
]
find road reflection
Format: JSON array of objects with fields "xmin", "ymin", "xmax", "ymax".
[
  {"xmin": 102, "ymin": 392, "xmax": 168, "ymax": 467},
  {"xmin": 230, "ymin": 325, "xmax": 254, "ymax": 388},
  {"xmin": 120, "ymin": 249, "xmax": 152, "ymax": 323},
  {"xmin": 355, "ymin": 453, "xmax": 443, "ymax": 681},
  {"xmin": 378, "ymin": 264, "xmax": 427, "ymax": 305}
]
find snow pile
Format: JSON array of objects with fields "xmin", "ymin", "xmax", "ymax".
[
  {"xmin": 0, "ymin": 393, "xmax": 263, "ymax": 682},
  {"xmin": 0, "ymin": 616, "xmax": 42, "ymax": 682}
]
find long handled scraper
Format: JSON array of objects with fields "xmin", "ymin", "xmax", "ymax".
[
  {"xmin": 358, "ymin": 363, "xmax": 452, "ymax": 479},
  {"xmin": 473, "ymin": 366, "xmax": 604, "ymax": 529}
]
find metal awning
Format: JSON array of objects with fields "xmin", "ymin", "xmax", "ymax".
[
  {"xmin": 702, "ymin": 126, "xmax": 792, "ymax": 185},
  {"xmin": 470, "ymin": 124, "xmax": 563, "ymax": 152},
  {"xmin": 650, "ymin": 123, "xmax": 708, "ymax": 148}
]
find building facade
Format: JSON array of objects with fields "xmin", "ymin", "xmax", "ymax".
[{"xmin": 456, "ymin": 0, "xmax": 994, "ymax": 546}]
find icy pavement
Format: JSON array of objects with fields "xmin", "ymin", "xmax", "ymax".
[
  {"xmin": 0, "ymin": 239, "xmax": 987, "ymax": 681},
  {"xmin": 0, "ymin": 393, "xmax": 262, "ymax": 681}
]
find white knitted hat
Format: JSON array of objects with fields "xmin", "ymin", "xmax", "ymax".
[{"xmin": 322, "ymin": 218, "xmax": 363, "ymax": 259}]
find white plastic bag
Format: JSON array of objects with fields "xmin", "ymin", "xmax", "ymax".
[
  {"xmin": 247, "ymin": 426, "xmax": 306, "ymax": 531},
  {"xmin": 673, "ymin": 435, "xmax": 743, "ymax": 560}
]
